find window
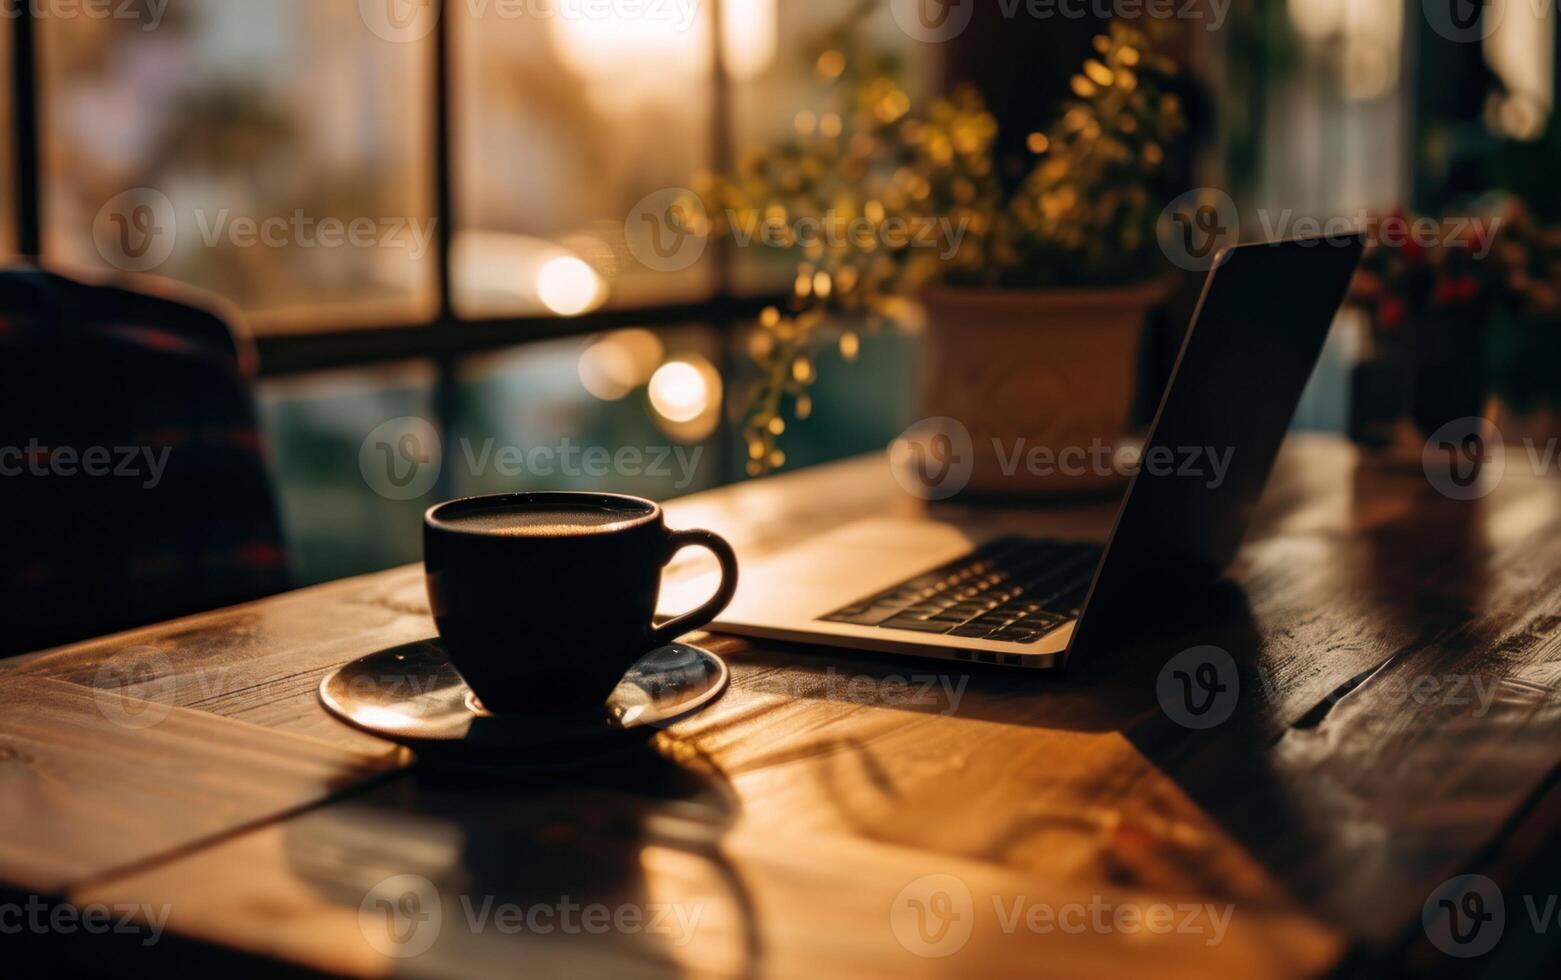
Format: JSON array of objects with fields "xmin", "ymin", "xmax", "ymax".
[
  {"xmin": 39, "ymin": 1, "xmax": 436, "ymax": 330},
  {"xmin": 9, "ymin": 2, "xmax": 924, "ymax": 585},
  {"xmin": 452, "ymin": 3, "xmax": 719, "ymax": 317},
  {"xmin": 23, "ymin": 0, "xmax": 929, "ymax": 341}
]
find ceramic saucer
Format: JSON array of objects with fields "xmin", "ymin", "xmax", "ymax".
[{"xmin": 319, "ymin": 639, "xmax": 728, "ymax": 767}]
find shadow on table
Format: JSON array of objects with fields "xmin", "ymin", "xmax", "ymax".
[
  {"xmin": 726, "ymin": 578, "xmax": 1277, "ymax": 737},
  {"xmin": 721, "ymin": 482, "xmax": 1507, "ymax": 962},
  {"xmin": 281, "ymin": 740, "xmax": 759, "ymax": 977}
]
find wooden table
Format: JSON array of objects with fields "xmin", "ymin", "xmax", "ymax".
[{"xmin": 5, "ymin": 435, "xmax": 1560, "ymax": 977}]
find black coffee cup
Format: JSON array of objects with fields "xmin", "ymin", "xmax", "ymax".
[{"xmin": 424, "ymin": 491, "xmax": 738, "ymax": 717}]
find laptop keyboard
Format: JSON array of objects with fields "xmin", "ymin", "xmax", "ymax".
[{"xmin": 820, "ymin": 536, "xmax": 1102, "ymax": 644}]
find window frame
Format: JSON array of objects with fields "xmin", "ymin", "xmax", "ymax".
[{"xmin": 5, "ymin": 0, "xmax": 766, "ymax": 378}]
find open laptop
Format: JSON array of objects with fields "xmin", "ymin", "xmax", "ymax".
[{"xmin": 696, "ymin": 233, "xmax": 1365, "ymax": 669}]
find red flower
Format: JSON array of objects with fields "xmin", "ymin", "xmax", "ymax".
[
  {"xmin": 1382, "ymin": 209, "xmax": 1427, "ymax": 265},
  {"xmin": 1466, "ymin": 220, "xmax": 1494, "ymax": 257},
  {"xmin": 1379, "ymin": 296, "xmax": 1407, "ymax": 329},
  {"xmin": 1434, "ymin": 276, "xmax": 1479, "ymax": 306}
]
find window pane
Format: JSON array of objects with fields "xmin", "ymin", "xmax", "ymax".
[
  {"xmin": 451, "ymin": 326, "xmax": 726, "ymax": 498},
  {"xmin": 40, "ymin": 2, "xmax": 436, "ymax": 332},
  {"xmin": 258, "ymin": 361, "xmax": 437, "ymax": 586},
  {"xmin": 452, "ymin": 3, "xmax": 716, "ymax": 318}
]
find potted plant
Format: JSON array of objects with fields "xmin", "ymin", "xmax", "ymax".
[
  {"xmin": 1346, "ymin": 210, "xmax": 1496, "ymax": 463},
  {"xmin": 1346, "ymin": 201, "xmax": 1559, "ymax": 463},
  {"xmin": 1484, "ymin": 200, "xmax": 1561, "ymax": 446},
  {"xmin": 701, "ymin": 18, "xmax": 1188, "ymax": 493}
]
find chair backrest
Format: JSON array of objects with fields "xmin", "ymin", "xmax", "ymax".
[{"xmin": 0, "ymin": 267, "xmax": 289, "ymax": 656}]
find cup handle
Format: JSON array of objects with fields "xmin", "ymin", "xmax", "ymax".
[{"xmin": 648, "ymin": 528, "xmax": 739, "ymax": 649}]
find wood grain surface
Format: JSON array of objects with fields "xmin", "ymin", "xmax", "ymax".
[{"xmin": 4, "ymin": 435, "xmax": 1560, "ymax": 977}]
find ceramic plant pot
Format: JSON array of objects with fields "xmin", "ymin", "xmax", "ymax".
[{"xmin": 917, "ymin": 280, "xmax": 1171, "ymax": 496}]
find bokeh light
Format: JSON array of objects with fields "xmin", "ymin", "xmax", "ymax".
[
  {"xmin": 536, "ymin": 255, "xmax": 605, "ymax": 316},
  {"xmin": 721, "ymin": 0, "xmax": 778, "ymax": 81},
  {"xmin": 577, "ymin": 328, "xmax": 665, "ymax": 401},
  {"xmin": 1288, "ymin": 0, "xmax": 1344, "ymax": 41},
  {"xmin": 649, "ymin": 361, "xmax": 708, "ymax": 422},
  {"xmin": 648, "ymin": 355, "xmax": 722, "ymax": 441}
]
